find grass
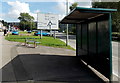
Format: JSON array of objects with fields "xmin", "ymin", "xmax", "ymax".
[
  {"xmin": 112, "ymin": 32, "xmax": 120, "ymax": 35},
  {"xmin": 112, "ymin": 32, "xmax": 120, "ymax": 42},
  {"xmin": 5, "ymin": 34, "xmax": 75, "ymax": 50},
  {"xmin": 19, "ymin": 31, "xmax": 34, "ymax": 35}
]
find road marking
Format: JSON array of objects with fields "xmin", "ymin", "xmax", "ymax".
[
  {"xmin": 112, "ymin": 56, "xmax": 120, "ymax": 78},
  {"xmin": 112, "ymin": 56, "xmax": 120, "ymax": 60},
  {"xmin": 81, "ymin": 60, "xmax": 109, "ymax": 81},
  {"xmin": 113, "ymin": 72, "xmax": 119, "ymax": 78}
]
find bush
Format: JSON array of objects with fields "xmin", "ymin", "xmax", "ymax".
[{"xmin": 112, "ymin": 32, "xmax": 120, "ymax": 41}]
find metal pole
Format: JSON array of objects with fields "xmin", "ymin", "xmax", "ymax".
[
  {"xmin": 66, "ymin": 0, "xmax": 69, "ymax": 46},
  {"xmin": 50, "ymin": 25, "xmax": 52, "ymax": 36},
  {"xmin": 54, "ymin": 30, "xmax": 56, "ymax": 39},
  {"xmin": 31, "ymin": 21, "xmax": 32, "ymax": 31},
  {"xmin": 109, "ymin": 13, "xmax": 113, "ymax": 82},
  {"xmin": 40, "ymin": 30, "xmax": 42, "ymax": 39},
  {"xmin": 48, "ymin": 21, "xmax": 52, "ymax": 36},
  {"xmin": 30, "ymin": 21, "xmax": 32, "ymax": 31}
]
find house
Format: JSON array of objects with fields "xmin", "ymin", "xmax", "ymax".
[{"xmin": 0, "ymin": 22, "xmax": 3, "ymax": 31}]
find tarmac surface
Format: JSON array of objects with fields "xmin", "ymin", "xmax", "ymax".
[
  {"xmin": 2, "ymin": 54, "xmax": 104, "ymax": 82},
  {"xmin": 0, "ymin": 32, "xmax": 105, "ymax": 83},
  {"xmin": 56, "ymin": 33, "xmax": 76, "ymax": 50},
  {"xmin": 56, "ymin": 33, "xmax": 120, "ymax": 82}
]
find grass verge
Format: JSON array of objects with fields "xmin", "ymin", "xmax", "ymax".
[{"xmin": 5, "ymin": 35, "xmax": 75, "ymax": 50}]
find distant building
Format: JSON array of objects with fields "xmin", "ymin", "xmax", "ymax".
[
  {"xmin": 0, "ymin": 22, "xmax": 3, "ymax": 31},
  {"xmin": 59, "ymin": 20, "xmax": 76, "ymax": 33},
  {"xmin": 8, "ymin": 22, "xmax": 20, "ymax": 27},
  {"xmin": 0, "ymin": 22, "xmax": 3, "ymax": 28},
  {"xmin": 7, "ymin": 22, "xmax": 20, "ymax": 31}
]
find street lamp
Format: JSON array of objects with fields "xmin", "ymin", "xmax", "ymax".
[{"xmin": 66, "ymin": 0, "xmax": 69, "ymax": 46}]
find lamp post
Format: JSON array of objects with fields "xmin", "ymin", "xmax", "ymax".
[{"xmin": 66, "ymin": 0, "xmax": 69, "ymax": 46}]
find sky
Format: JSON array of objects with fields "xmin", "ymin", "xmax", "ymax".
[{"xmin": 0, "ymin": 0, "xmax": 93, "ymax": 22}]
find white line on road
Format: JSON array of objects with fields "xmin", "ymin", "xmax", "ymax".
[
  {"xmin": 112, "ymin": 56, "xmax": 120, "ymax": 60},
  {"xmin": 113, "ymin": 72, "xmax": 119, "ymax": 77}
]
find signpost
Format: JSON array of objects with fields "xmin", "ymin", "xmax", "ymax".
[
  {"xmin": 37, "ymin": 13, "xmax": 59, "ymax": 38},
  {"xmin": 37, "ymin": 13, "xmax": 58, "ymax": 30},
  {"xmin": 47, "ymin": 21, "xmax": 53, "ymax": 36},
  {"xmin": 66, "ymin": 0, "xmax": 69, "ymax": 46}
]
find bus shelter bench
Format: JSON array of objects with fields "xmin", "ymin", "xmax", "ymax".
[{"xmin": 25, "ymin": 38, "xmax": 40, "ymax": 48}]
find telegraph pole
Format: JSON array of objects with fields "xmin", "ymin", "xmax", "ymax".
[{"xmin": 66, "ymin": 0, "xmax": 69, "ymax": 46}]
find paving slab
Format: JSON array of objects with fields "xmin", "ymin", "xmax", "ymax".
[{"xmin": 17, "ymin": 44, "xmax": 76, "ymax": 56}]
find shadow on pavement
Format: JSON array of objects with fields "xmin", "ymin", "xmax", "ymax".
[{"xmin": 1, "ymin": 54, "xmax": 105, "ymax": 83}]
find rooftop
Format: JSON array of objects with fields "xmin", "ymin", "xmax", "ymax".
[{"xmin": 61, "ymin": 7, "xmax": 117, "ymax": 24}]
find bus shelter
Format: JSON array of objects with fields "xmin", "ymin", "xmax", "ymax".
[{"xmin": 61, "ymin": 7, "xmax": 117, "ymax": 80}]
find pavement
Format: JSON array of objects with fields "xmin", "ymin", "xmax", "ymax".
[
  {"xmin": 112, "ymin": 41, "xmax": 120, "ymax": 81},
  {"xmin": 0, "ymin": 32, "xmax": 18, "ymax": 82},
  {"xmin": 0, "ymin": 32, "xmax": 105, "ymax": 83}
]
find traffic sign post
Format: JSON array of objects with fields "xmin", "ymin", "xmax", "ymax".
[
  {"xmin": 47, "ymin": 21, "xmax": 53, "ymax": 36},
  {"xmin": 37, "ymin": 13, "xmax": 59, "ymax": 39},
  {"xmin": 54, "ymin": 30, "xmax": 56, "ymax": 39},
  {"xmin": 40, "ymin": 30, "xmax": 42, "ymax": 39},
  {"xmin": 37, "ymin": 13, "xmax": 59, "ymax": 30},
  {"xmin": 66, "ymin": 0, "xmax": 69, "ymax": 46}
]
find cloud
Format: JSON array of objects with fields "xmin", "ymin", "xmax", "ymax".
[
  {"xmin": 3, "ymin": 0, "xmax": 119, "ymax": 2},
  {"xmin": 2, "ymin": 0, "xmax": 92, "ymax": 22},
  {"xmin": 34, "ymin": 10, "xmax": 40, "ymax": 13},
  {"xmin": 3, "ymin": 1, "xmax": 38, "ymax": 22},
  {"xmin": 59, "ymin": 14, "xmax": 65, "ymax": 20},
  {"xmin": 29, "ymin": 13, "xmax": 37, "ymax": 21},
  {"xmin": 78, "ymin": 2, "xmax": 92, "ymax": 8},
  {"xmin": 55, "ymin": 2, "xmax": 66, "ymax": 14},
  {"xmin": 55, "ymin": 0, "xmax": 92, "ymax": 14},
  {"xmin": 7, "ymin": 1, "xmax": 30, "ymax": 20},
  {"xmin": 55, "ymin": 1, "xmax": 73, "ymax": 14},
  {"xmin": 0, "ymin": 18, "xmax": 3, "ymax": 20},
  {"xmin": 55, "ymin": 0, "xmax": 91, "ymax": 20},
  {"xmin": 74, "ymin": 0, "xmax": 92, "ymax": 2},
  {"xmin": 7, "ymin": 1, "xmax": 30, "ymax": 13}
]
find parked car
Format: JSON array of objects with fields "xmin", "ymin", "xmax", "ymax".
[
  {"xmin": 32, "ymin": 30, "xmax": 38, "ymax": 32},
  {"xmin": 12, "ymin": 30, "xmax": 19, "ymax": 35},
  {"xmin": 27, "ymin": 30, "xmax": 32, "ymax": 33},
  {"xmin": 34, "ymin": 31, "xmax": 52, "ymax": 36}
]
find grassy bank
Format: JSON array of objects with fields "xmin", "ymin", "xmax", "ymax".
[{"xmin": 5, "ymin": 35, "xmax": 74, "ymax": 50}]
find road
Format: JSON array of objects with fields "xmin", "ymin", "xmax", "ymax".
[
  {"xmin": 56, "ymin": 33, "xmax": 120, "ymax": 81},
  {"xmin": 56, "ymin": 33, "xmax": 76, "ymax": 50}
]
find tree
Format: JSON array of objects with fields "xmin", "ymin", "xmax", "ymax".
[
  {"xmin": 92, "ymin": 1, "xmax": 120, "ymax": 32},
  {"xmin": 69, "ymin": 2, "xmax": 78, "ymax": 11},
  {"xmin": 18, "ymin": 13, "xmax": 36, "ymax": 30},
  {"xmin": 68, "ymin": 2, "xmax": 78, "ymax": 34},
  {"xmin": 1, "ymin": 20, "xmax": 8, "ymax": 27}
]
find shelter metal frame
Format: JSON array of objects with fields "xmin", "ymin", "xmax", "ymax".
[{"xmin": 61, "ymin": 7, "xmax": 117, "ymax": 81}]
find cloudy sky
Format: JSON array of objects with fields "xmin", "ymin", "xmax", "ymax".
[{"xmin": 0, "ymin": 0, "xmax": 92, "ymax": 22}]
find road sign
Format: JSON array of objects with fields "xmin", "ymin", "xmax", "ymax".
[{"xmin": 37, "ymin": 13, "xmax": 59, "ymax": 30}]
